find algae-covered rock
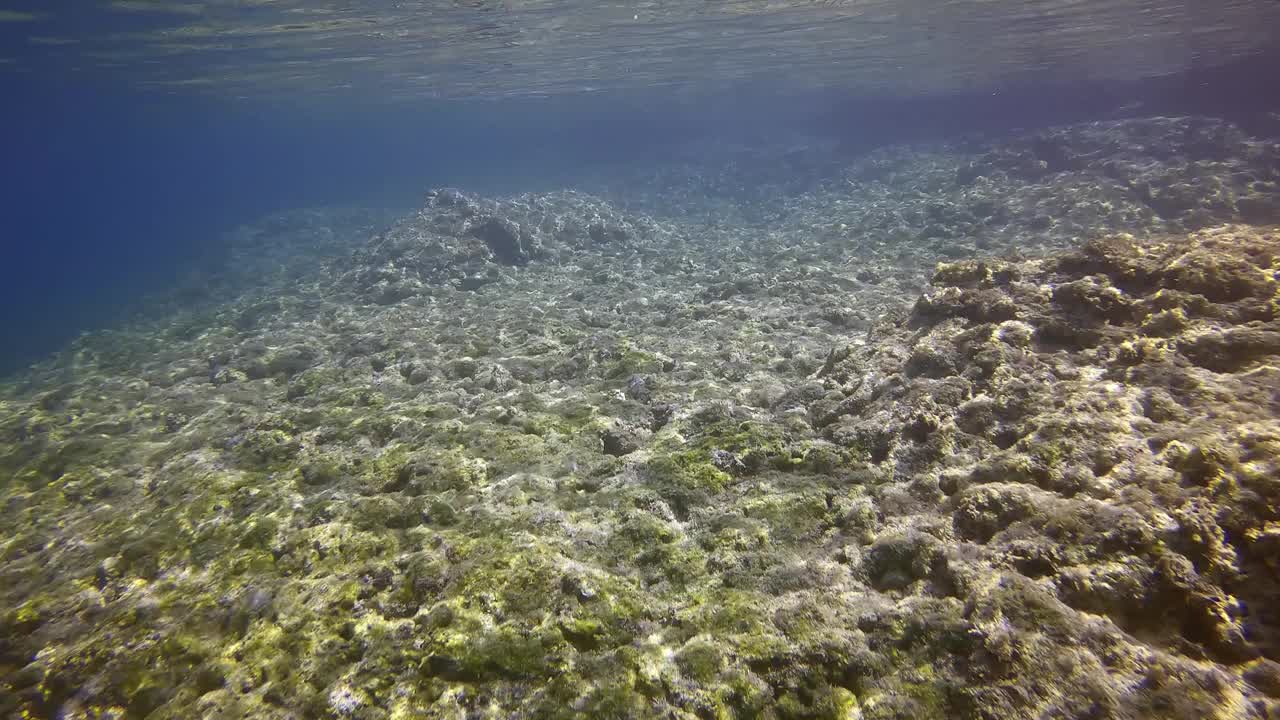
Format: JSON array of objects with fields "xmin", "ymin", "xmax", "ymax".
[
  {"xmin": 343, "ymin": 189, "xmax": 658, "ymax": 302},
  {"xmin": 3, "ymin": 119, "xmax": 1280, "ymax": 719}
]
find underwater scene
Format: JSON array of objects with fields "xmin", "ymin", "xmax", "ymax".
[{"xmin": 4, "ymin": 1, "xmax": 1280, "ymax": 718}]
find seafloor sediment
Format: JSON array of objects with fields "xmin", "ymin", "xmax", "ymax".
[{"xmin": 2, "ymin": 116, "xmax": 1280, "ymax": 719}]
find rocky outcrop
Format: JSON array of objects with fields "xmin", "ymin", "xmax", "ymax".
[
  {"xmin": 343, "ymin": 188, "xmax": 664, "ymax": 302},
  {"xmin": 811, "ymin": 223, "xmax": 1280, "ymax": 718}
]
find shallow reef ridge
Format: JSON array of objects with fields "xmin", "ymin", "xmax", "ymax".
[{"xmin": 2, "ymin": 116, "xmax": 1280, "ymax": 719}]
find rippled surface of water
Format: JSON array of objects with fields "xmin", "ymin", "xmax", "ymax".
[{"xmin": 4, "ymin": 0, "xmax": 1280, "ymax": 99}]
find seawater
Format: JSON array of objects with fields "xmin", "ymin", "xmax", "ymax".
[{"xmin": 2, "ymin": 2, "xmax": 1280, "ymax": 718}]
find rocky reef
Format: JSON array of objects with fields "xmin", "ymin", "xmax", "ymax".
[{"xmin": 1, "ymin": 116, "xmax": 1279, "ymax": 719}]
